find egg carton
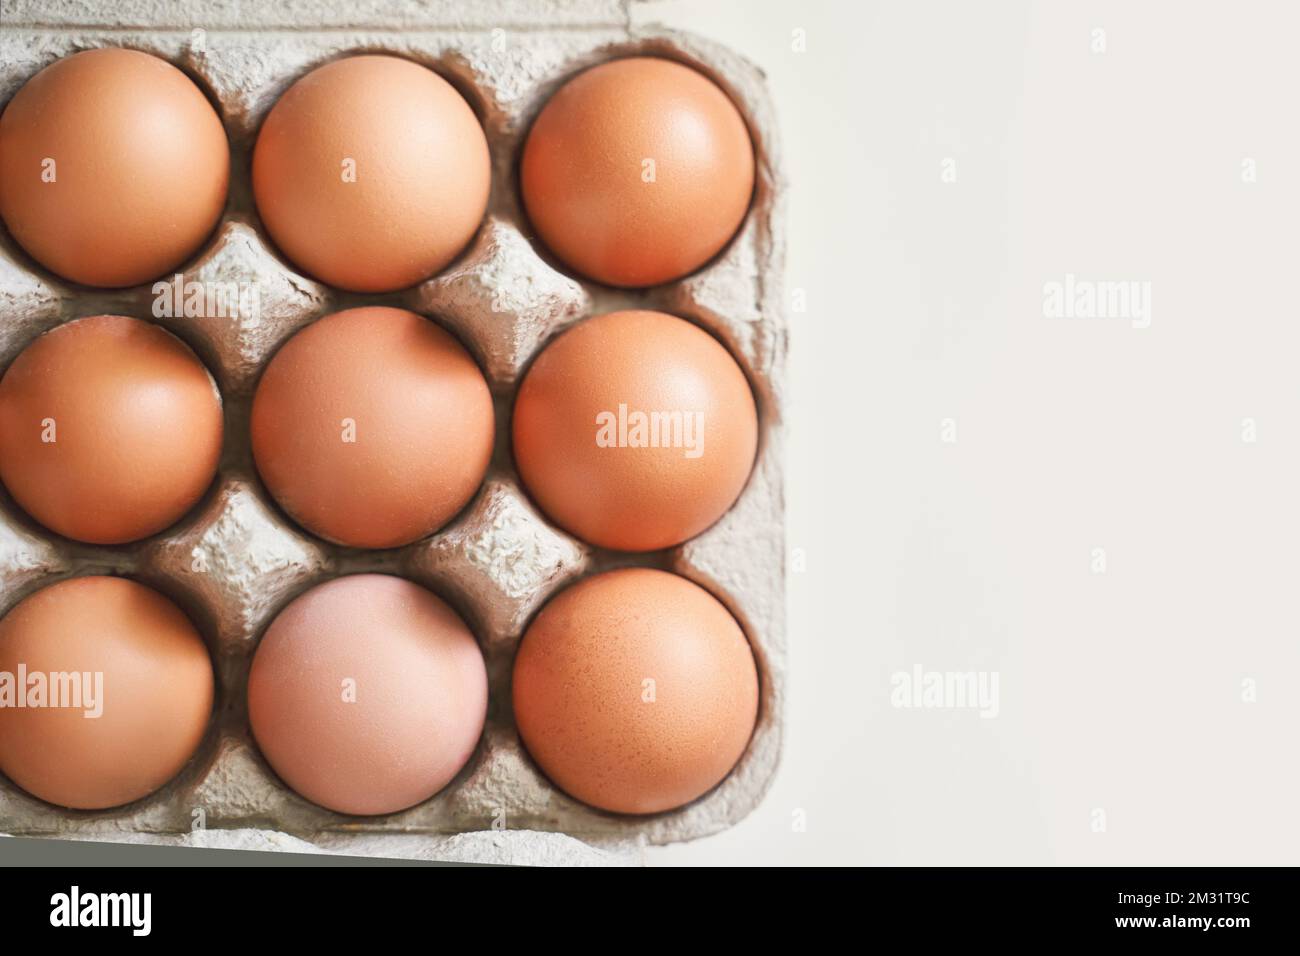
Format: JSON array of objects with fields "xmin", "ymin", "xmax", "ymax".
[{"xmin": 0, "ymin": 0, "xmax": 786, "ymax": 857}]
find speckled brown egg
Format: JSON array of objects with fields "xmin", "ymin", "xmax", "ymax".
[
  {"xmin": 248, "ymin": 574, "xmax": 488, "ymax": 817},
  {"xmin": 0, "ymin": 576, "xmax": 214, "ymax": 810},
  {"xmin": 512, "ymin": 568, "xmax": 759, "ymax": 815},
  {"xmin": 512, "ymin": 309, "xmax": 757, "ymax": 552},
  {"xmin": 521, "ymin": 56, "xmax": 754, "ymax": 287},
  {"xmin": 251, "ymin": 307, "xmax": 493, "ymax": 549},
  {"xmin": 0, "ymin": 48, "xmax": 229, "ymax": 289},
  {"xmin": 0, "ymin": 315, "xmax": 223, "ymax": 545},
  {"xmin": 252, "ymin": 54, "xmax": 490, "ymax": 292}
]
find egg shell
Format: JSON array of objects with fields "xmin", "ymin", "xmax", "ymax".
[
  {"xmin": 0, "ymin": 576, "xmax": 214, "ymax": 811},
  {"xmin": 247, "ymin": 574, "xmax": 488, "ymax": 817},
  {"xmin": 512, "ymin": 309, "xmax": 757, "ymax": 552},
  {"xmin": 0, "ymin": 315, "xmax": 224, "ymax": 545},
  {"xmin": 512, "ymin": 567, "xmax": 759, "ymax": 815},
  {"xmin": 0, "ymin": 48, "xmax": 229, "ymax": 289},
  {"xmin": 250, "ymin": 306, "xmax": 494, "ymax": 549},
  {"xmin": 521, "ymin": 55, "xmax": 755, "ymax": 288},
  {"xmin": 252, "ymin": 54, "xmax": 491, "ymax": 293}
]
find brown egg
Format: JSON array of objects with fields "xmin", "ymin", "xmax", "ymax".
[
  {"xmin": 521, "ymin": 56, "xmax": 754, "ymax": 288},
  {"xmin": 0, "ymin": 576, "xmax": 214, "ymax": 810},
  {"xmin": 248, "ymin": 574, "xmax": 487, "ymax": 816},
  {"xmin": 0, "ymin": 48, "xmax": 229, "ymax": 289},
  {"xmin": 513, "ymin": 568, "xmax": 758, "ymax": 815},
  {"xmin": 252, "ymin": 55, "xmax": 490, "ymax": 293},
  {"xmin": 251, "ymin": 307, "xmax": 493, "ymax": 549},
  {"xmin": 513, "ymin": 309, "xmax": 757, "ymax": 552},
  {"xmin": 0, "ymin": 316, "xmax": 223, "ymax": 545}
]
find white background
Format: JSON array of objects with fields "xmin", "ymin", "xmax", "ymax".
[{"xmin": 638, "ymin": 0, "xmax": 1300, "ymax": 865}]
